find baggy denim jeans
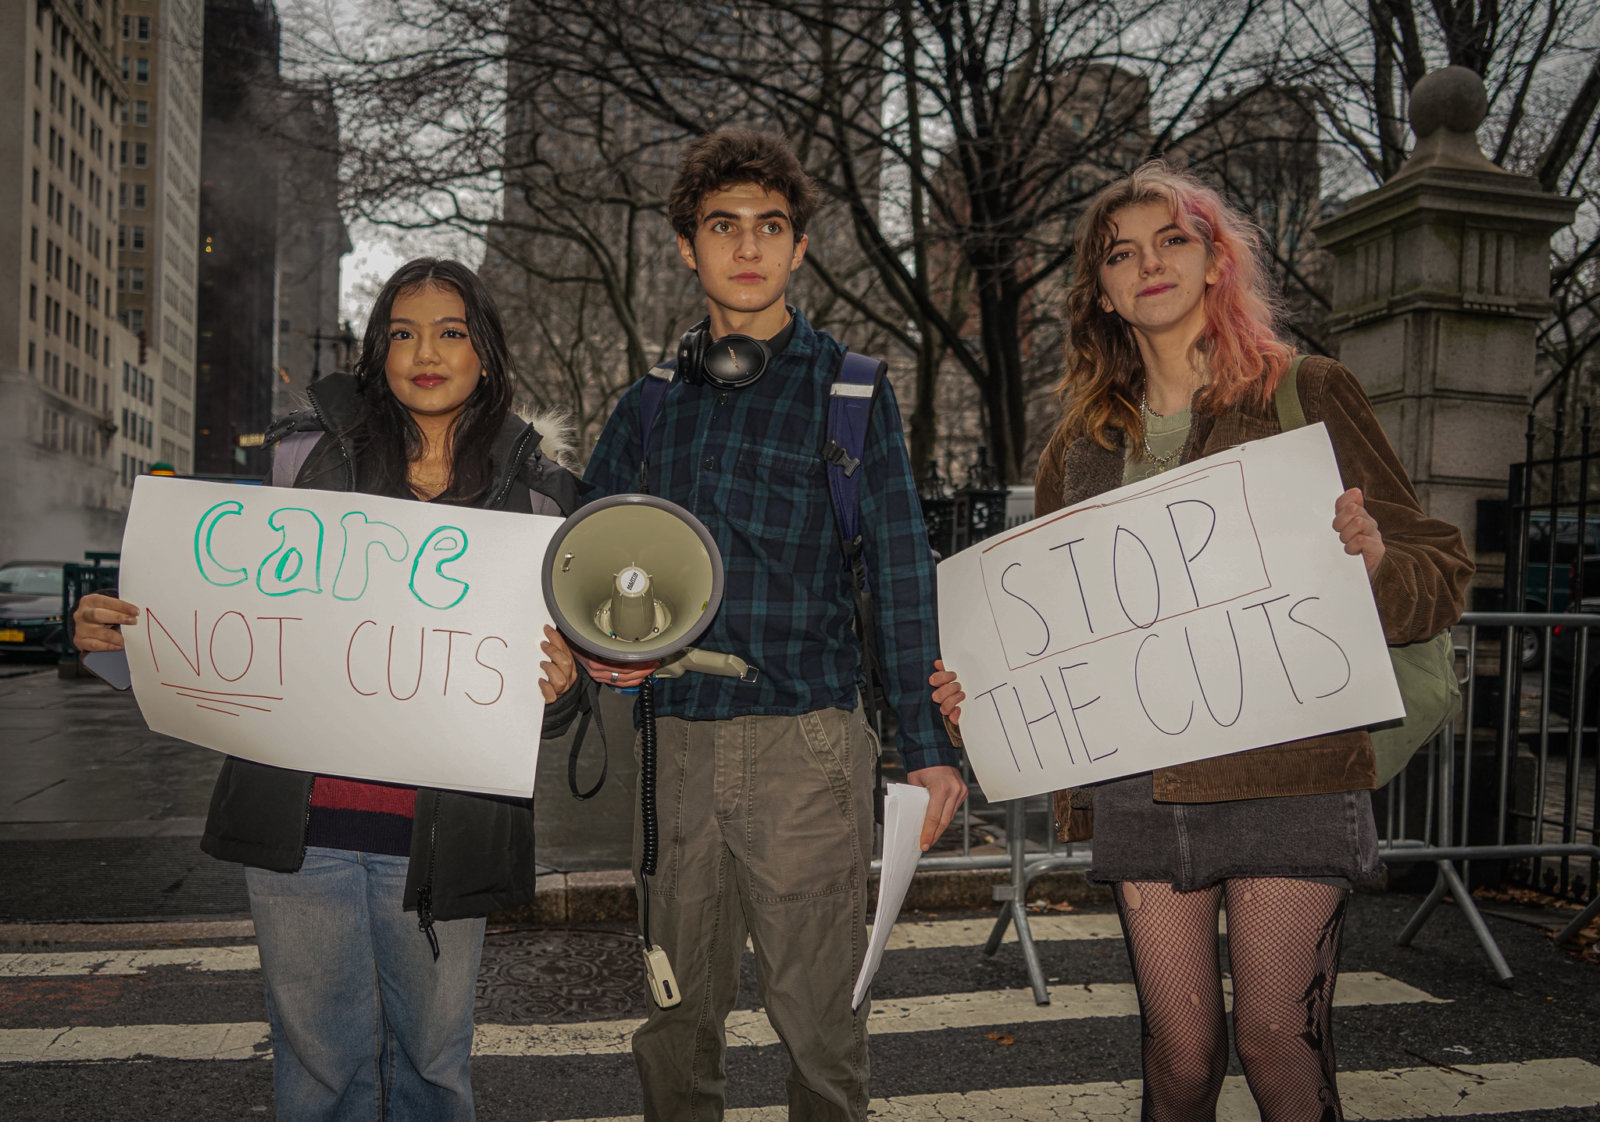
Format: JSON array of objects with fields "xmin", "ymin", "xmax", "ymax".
[
  {"xmin": 245, "ymin": 847, "xmax": 486, "ymax": 1122},
  {"xmin": 631, "ymin": 708, "xmax": 876, "ymax": 1121}
]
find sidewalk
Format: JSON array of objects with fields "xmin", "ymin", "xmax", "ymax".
[
  {"xmin": 0, "ymin": 664, "xmax": 639, "ymax": 923},
  {"xmin": 0, "ymin": 666, "xmax": 1101, "ymax": 925}
]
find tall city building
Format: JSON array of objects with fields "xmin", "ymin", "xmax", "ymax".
[
  {"xmin": 195, "ymin": 0, "xmax": 345, "ymax": 475},
  {"xmin": 194, "ymin": 0, "xmax": 280, "ymax": 476},
  {"xmin": 1, "ymin": 0, "xmax": 132, "ymax": 557},
  {"xmin": 273, "ymin": 82, "xmax": 351, "ymax": 420},
  {"xmin": 116, "ymin": 0, "xmax": 203, "ymax": 479}
]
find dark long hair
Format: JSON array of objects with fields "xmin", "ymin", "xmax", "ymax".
[{"xmin": 349, "ymin": 258, "xmax": 515, "ymax": 504}]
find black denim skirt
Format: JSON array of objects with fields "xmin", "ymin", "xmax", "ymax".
[{"xmin": 1087, "ymin": 773, "xmax": 1381, "ymax": 891}]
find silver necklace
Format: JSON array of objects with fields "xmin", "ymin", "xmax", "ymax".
[{"xmin": 1138, "ymin": 389, "xmax": 1183, "ymax": 466}]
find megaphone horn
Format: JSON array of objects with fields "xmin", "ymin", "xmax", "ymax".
[{"xmin": 543, "ymin": 494, "xmax": 735, "ymax": 673}]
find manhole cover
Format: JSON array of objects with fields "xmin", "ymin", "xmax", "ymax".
[{"xmin": 476, "ymin": 927, "xmax": 649, "ymax": 1022}]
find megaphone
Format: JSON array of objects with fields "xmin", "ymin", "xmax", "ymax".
[
  {"xmin": 542, "ymin": 494, "xmax": 751, "ymax": 679},
  {"xmin": 548, "ymin": 493, "xmax": 744, "ymax": 1010}
]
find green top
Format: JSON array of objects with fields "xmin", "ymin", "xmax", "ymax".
[{"xmin": 1123, "ymin": 406, "xmax": 1192, "ymax": 484}]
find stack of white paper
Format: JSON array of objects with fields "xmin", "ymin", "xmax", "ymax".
[{"xmin": 852, "ymin": 782, "xmax": 931, "ymax": 1009}]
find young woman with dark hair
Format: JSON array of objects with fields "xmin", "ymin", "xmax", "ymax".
[
  {"xmin": 932, "ymin": 164, "xmax": 1472, "ymax": 1121},
  {"xmin": 74, "ymin": 258, "xmax": 585, "ymax": 1121}
]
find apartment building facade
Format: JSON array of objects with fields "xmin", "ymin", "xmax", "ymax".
[
  {"xmin": 0, "ymin": 0, "xmax": 135, "ymax": 556},
  {"xmin": 116, "ymin": 0, "xmax": 203, "ymax": 480}
]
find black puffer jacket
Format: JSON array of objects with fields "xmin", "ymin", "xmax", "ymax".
[{"xmin": 200, "ymin": 374, "xmax": 587, "ymax": 923}]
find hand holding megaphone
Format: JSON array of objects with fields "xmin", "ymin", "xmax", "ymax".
[
  {"xmin": 571, "ymin": 650, "xmax": 658, "ymax": 690},
  {"xmin": 542, "ymin": 494, "xmax": 752, "ymax": 683}
]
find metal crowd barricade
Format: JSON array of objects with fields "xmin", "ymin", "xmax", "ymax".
[
  {"xmin": 1378, "ymin": 610, "xmax": 1600, "ymax": 982},
  {"xmin": 876, "ymin": 609, "xmax": 1600, "ymax": 1001}
]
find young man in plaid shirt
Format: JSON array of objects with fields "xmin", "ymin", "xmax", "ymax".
[{"xmin": 578, "ymin": 130, "xmax": 967, "ymax": 1120}]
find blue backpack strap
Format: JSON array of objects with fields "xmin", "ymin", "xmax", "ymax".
[
  {"xmin": 825, "ymin": 350, "xmax": 889, "ymax": 822},
  {"xmin": 824, "ymin": 351, "xmax": 887, "ymax": 585},
  {"xmin": 637, "ymin": 359, "xmax": 677, "ymax": 493}
]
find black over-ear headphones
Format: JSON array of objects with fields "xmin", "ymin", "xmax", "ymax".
[{"xmin": 676, "ymin": 317, "xmax": 770, "ymax": 389}]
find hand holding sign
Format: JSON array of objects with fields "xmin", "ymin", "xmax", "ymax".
[{"xmin": 937, "ymin": 424, "xmax": 1402, "ymax": 803}]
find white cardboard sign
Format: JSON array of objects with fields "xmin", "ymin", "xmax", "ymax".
[
  {"xmin": 938, "ymin": 423, "xmax": 1403, "ymax": 802},
  {"xmin": 117, "ymin": 476, "xmax": 564, "ymax": 796}
]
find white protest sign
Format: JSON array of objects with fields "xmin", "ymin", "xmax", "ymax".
[
  {"xmin": 117, "ymin": 476, "xmax": 564, "ymax": 796},
  {"xmin": 938, "ymin": 423, "xmax": 1403, "ymax": 802}
]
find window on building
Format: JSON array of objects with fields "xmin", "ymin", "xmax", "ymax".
[
  {"xmin": 30, "ymin": 226, "xmax": 38, "ymax": 262},
  {"xmin": 129, "ymin": 267, "xmax": 146, "ymax": 293},
  {"xmin": 134, "ymin": 100, "xmax": 148, "ymax": 126},
  {"xmin": 132, "ymin": 142, "xmax": 147, "ymax": 167},
  {"xmin": 131, "ymin": 183, "xmax": 147, "ymax": 209},
  {"xmin": 135, "ymin": 58, "xmax": 149, "ymax": 83}
]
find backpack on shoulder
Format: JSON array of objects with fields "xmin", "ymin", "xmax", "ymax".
[{"xmin": 1273, "ymin": 356, "xmax": 1460, "ymax": 786}]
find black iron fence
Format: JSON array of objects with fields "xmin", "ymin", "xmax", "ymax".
[
  {"xmin": 919, "ymin": 446, "xmax": 1009, "ymax": 560},
  {"xmin": 1499, "ymin": 405, "xmax": 1600, "ymax": 903}
]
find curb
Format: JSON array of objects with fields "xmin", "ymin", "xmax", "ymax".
[{"xmin": 493, "ymin": 866, "xmax": 1114, "ymax": 925}]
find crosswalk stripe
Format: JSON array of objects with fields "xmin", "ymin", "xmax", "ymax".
[
  {"xmin": 0, "ymin": 1023, "xmax": 269, "ymax": 1063},
  {"xmin": 887, "ymin": 913, "xmax": 1127, "ymax": 947},
  {"xmin": 0, "ymin": 947, "xmax": 261, "ymax": 977},
  {"xmin": 0, "ymin": 1035, "xmax": 1594, "ymax": 1118},
  {"xmin": 548, "ymin": 1059, "xmax": 1600, "ymax": 1122},
  {"xmin": 0, "ymin": 972, "xmax": 1440, "ymax": 1063},
  {"xmin": 0, "ymin": 915, "xmax": 1140, "ymax": 979},
  {"xmin": 477, "ymin": 971, "xmax": 1438, "ymax": 1056}
]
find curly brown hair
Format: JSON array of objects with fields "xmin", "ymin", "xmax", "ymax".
[{"xmin": 667, "ymin": 130, "xmax": 821, "ymax": 242}]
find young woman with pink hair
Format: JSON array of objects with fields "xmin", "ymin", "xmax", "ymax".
[{"xmin": 933, "ymin": 163, "xmax": 1472, "ymax": 1120}]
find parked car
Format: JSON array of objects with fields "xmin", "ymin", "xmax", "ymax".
[
  {"xmin": 0, "ymin": 561, "xmax": 69, "ymax": 656},
  {"xmin": 1540, "ymin": 587, "xmax": 1600, "ymax": 729},
  {"xmin": 1516, "ymin": 512, "xmax": 1600, "ymax": 668}
]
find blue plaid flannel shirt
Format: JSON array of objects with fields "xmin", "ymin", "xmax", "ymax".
[{"xmin": 583, "ymin": 310, "xmax": 959, "ymax": 773}]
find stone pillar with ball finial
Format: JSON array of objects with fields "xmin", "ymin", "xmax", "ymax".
[{"xmin": 1312, "ymin": 66, "xmax": 1577, "ymax": 598}]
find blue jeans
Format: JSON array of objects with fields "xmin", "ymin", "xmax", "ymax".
[{"xmin": 246, "ymin": 847, "xmax": 486, "ymax": 1122}]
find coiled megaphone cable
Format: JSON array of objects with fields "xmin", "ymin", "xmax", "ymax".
[
  {"xmin": 636, "ymin": 676, "xmax": 682, "ymax": 1007},
  {"xmin": 638, "ymin": 676, "xmax": 660, "ymax": 882}
]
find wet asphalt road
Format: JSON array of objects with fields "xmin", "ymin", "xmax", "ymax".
[{"xmin": 3, "ymin": 662, "xmax": 1599, "ymax": 1119}]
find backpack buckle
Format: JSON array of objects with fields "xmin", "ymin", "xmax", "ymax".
[{"xmin": 822, "ymin": 439, "xmax": 861, "ymax": 478}]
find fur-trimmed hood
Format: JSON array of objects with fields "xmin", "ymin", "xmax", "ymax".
[{"xmin": 515, "ymin": 406, "xmax": 578, "ymax": 472}]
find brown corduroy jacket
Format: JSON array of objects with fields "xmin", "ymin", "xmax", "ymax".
[{"xmin": 1035, "ymin": 356, "xmax": 1474, "ymax": 841}]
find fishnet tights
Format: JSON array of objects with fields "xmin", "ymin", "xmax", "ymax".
[{"xmin": 1114, "ymin": 877, "xmax": 1349, "ymax": 1122}]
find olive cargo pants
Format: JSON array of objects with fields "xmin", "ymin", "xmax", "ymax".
[{"xmin": 631, "ymin": 707, "xmax": 876, "ymax": 1121}]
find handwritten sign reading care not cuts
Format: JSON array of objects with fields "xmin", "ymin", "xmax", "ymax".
[
  {"xmin": 938, "ymin": 423, "xmax": 1403, "ymax": 803},
  {"xmin": 118, "ymin": 477, "xmax": 564, "ymax": 797}
]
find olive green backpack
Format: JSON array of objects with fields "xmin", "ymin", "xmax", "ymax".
[{"xmin": 1274, "ymin": 357, "xmax": 1461, "ymax": 785}]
